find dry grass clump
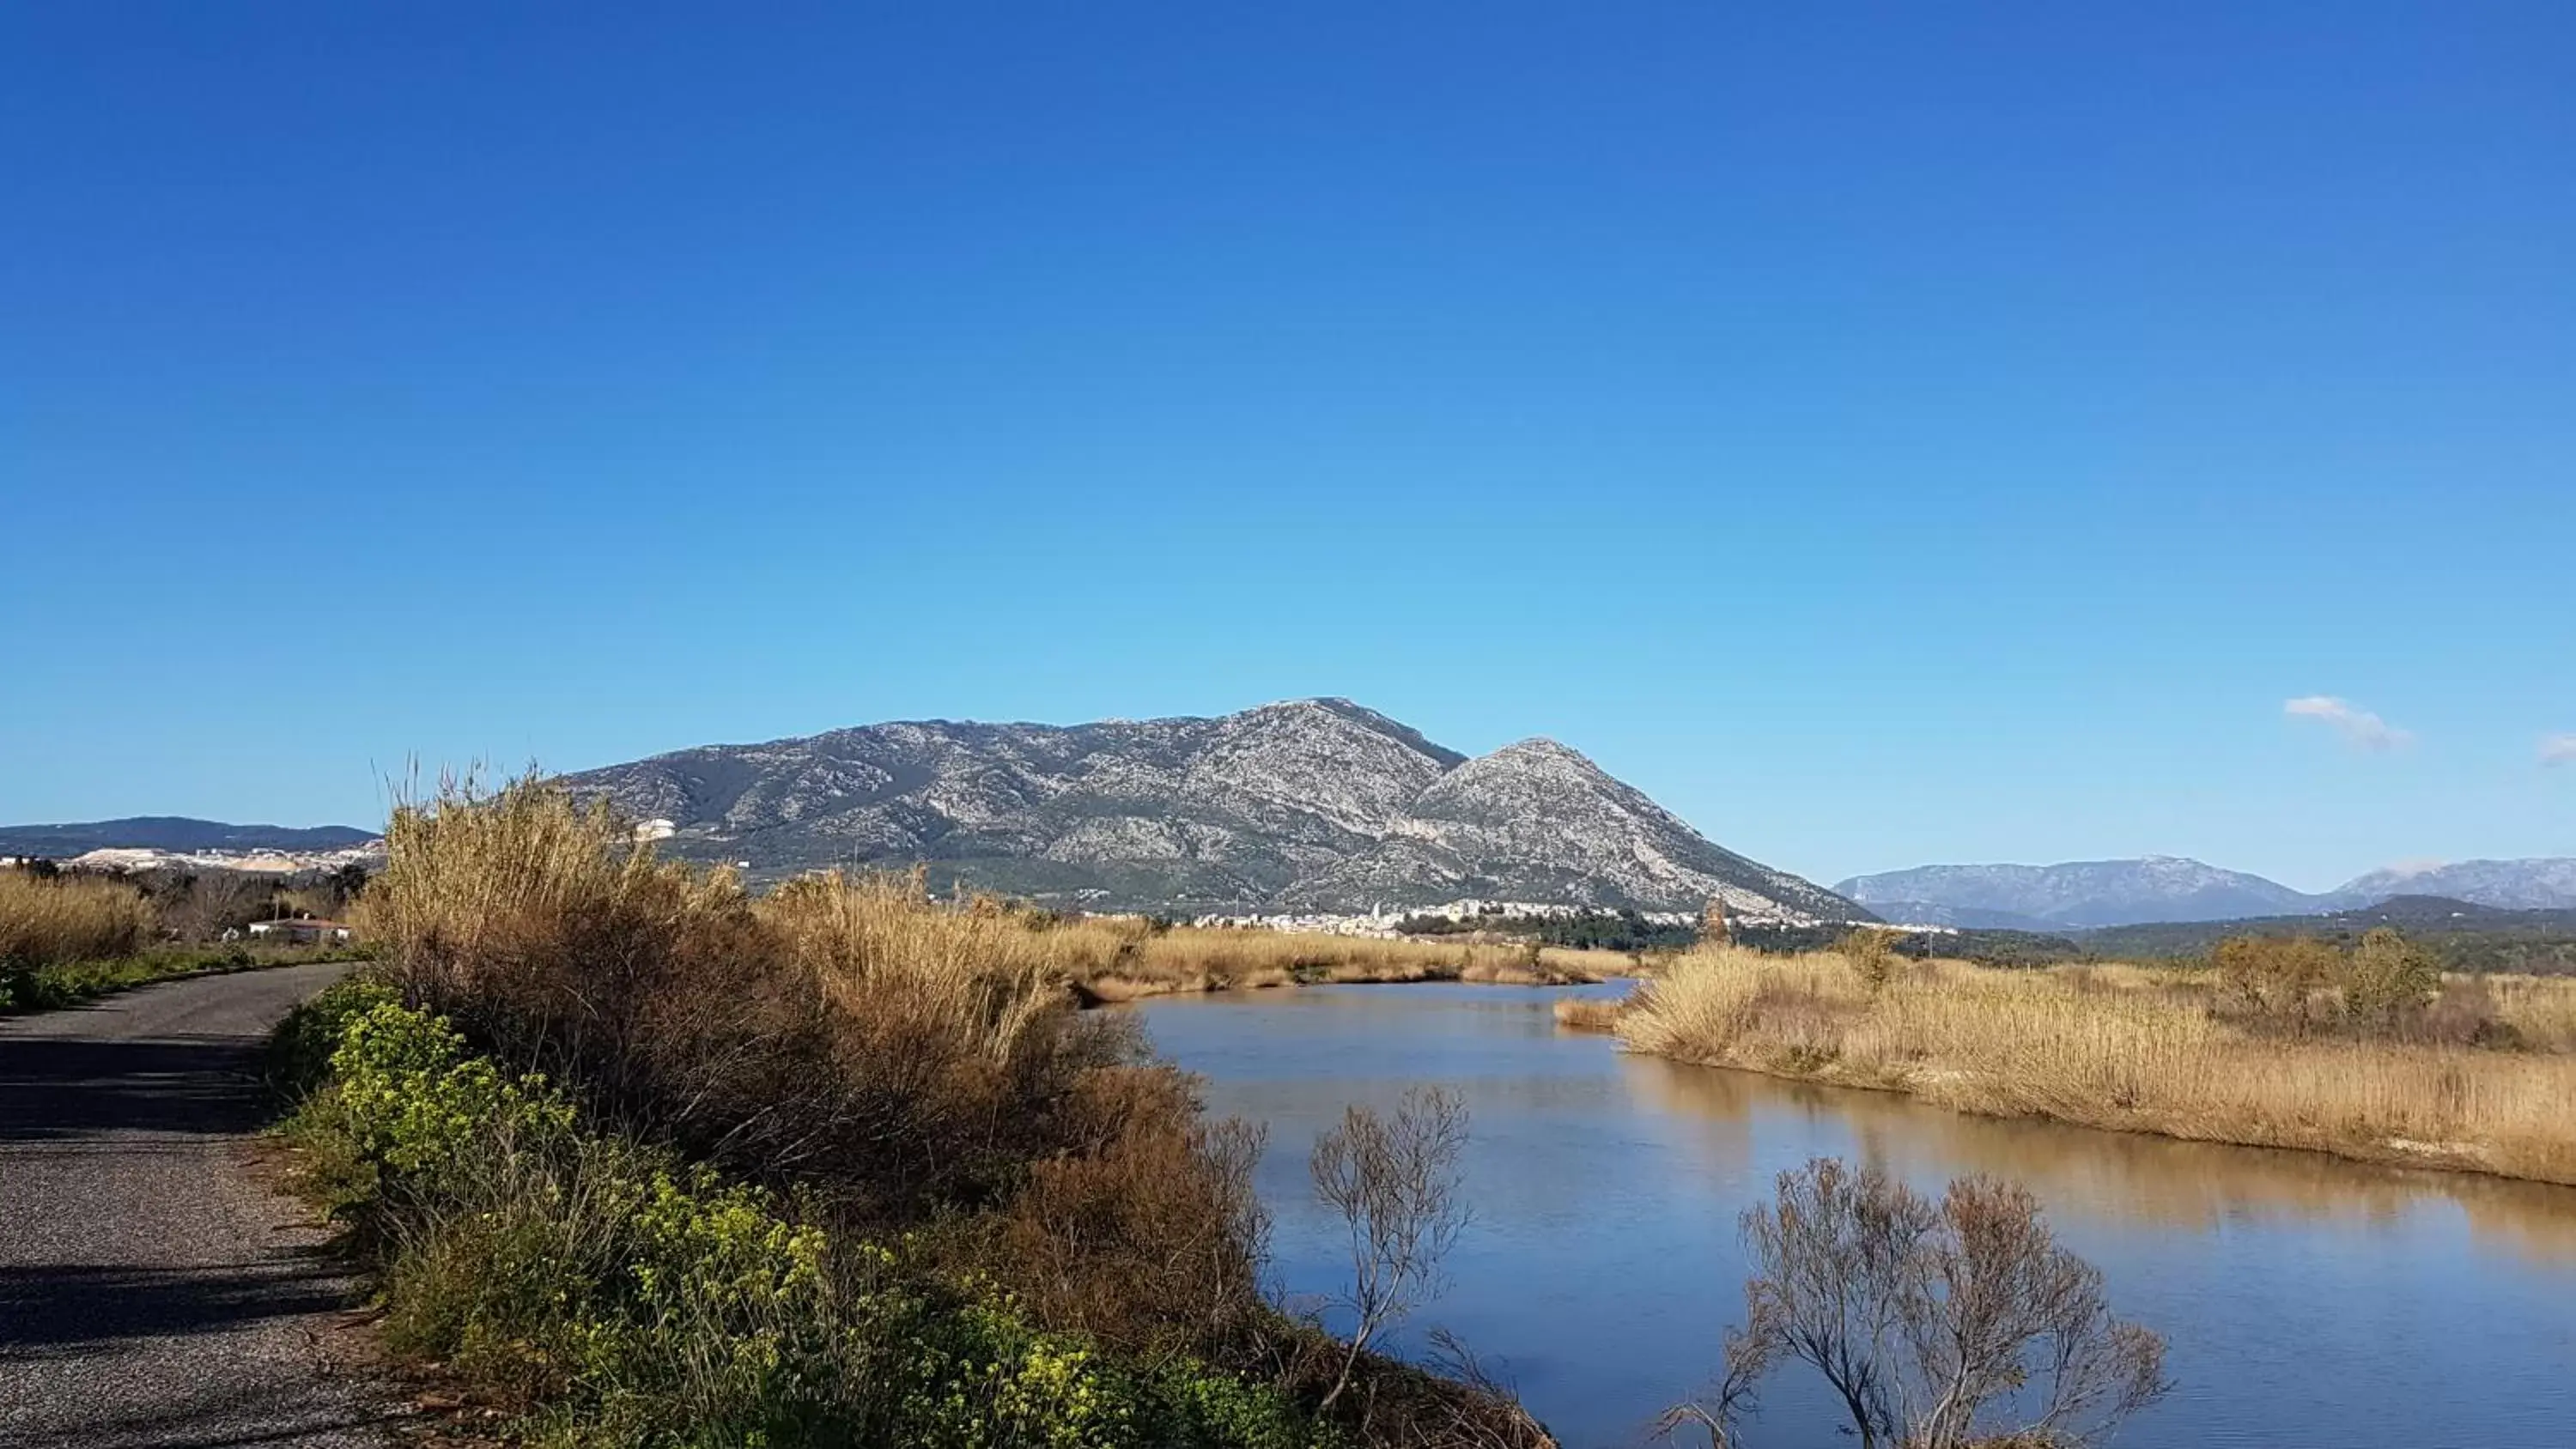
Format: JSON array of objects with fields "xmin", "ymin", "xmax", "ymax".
[
  {"xmin": 2486, "ymin": 973, "xmax": 2576, "ymax": 1052},
  {"xmin": 1552, "ymin": 997, "xmax": 1626, "ymax": 1033},
  {"xmin": 0, "ymin": 870, "xmax": 154, "ymax": 967},
  {"xmin": 1617, "ymin": 943, "xmax": 2576, "ymax": 1185}
]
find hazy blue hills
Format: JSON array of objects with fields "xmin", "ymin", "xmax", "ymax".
[
  {"xmin": 0, "ymin": 817, "xmax": 379, "ymax": 858},
  {"xmin": 1836, "ymin": 857, "xmax": 2321, "ymax": 928},
  {"xmin": 1839, "ymin": 855, "xmax": 2576, "ymax": 928},
  {"xmin": 2327, "ymin": 858, "xmax": 2576, "ymax": 912}
]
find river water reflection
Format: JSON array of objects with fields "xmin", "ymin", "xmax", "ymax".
[{"xmin": 1131, "ymin": 983, "xmax": 2576, "ymax": 1448}]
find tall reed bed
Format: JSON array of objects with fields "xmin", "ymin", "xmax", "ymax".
[
  {"xmin": 343, "ymin": 778, "xmax": 1553, "ymax": 1446},
  {"xmin": 1617, "ymin": 945, "xmax": 2576, "ymax": 1185},
  {"xmin": 0, "ymin": 870, "xmax": 153, "ymax": 967},
  {"xmin": 1049, "ymin": 919, "xmax": 1617, "ymax": 1001}
]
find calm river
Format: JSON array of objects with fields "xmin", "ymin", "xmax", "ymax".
[{"xmin": 1131, "ymin": 982, "xmax": 2576, "ymax": 1449}]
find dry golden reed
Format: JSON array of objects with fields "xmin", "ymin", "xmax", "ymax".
[
  {"xmin": 0, "ymin": 870, "xmax": 154, "ymax": 967},
  {"xmin": 364, "ymin": 773, "xmax": 1620, "ymax": 1022},
  {"xmin": 1054, "ymin": 922, "xmax": 1618, "ymax": 1003},
  {"xmin": 1552, "ymin": 997, "xmax": 1626, "ymax": 1033},
  {"xmin": 1617, "ymin": 944, "xmax": 2576, "ymax": 1185}
]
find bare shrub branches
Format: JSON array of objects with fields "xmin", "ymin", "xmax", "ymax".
[
  {"xmin": 1685, "ymin": 1158, "xmax": 2169, "ymax": 1449},
  {"xmin": 1311, "ymin": 1086, "xmax": 1473, "ymax": 1413}
]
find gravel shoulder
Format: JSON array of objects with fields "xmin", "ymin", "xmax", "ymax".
[{"xmin": 0, "ymin": 962, "xmax": 400, "ymax": 1447}]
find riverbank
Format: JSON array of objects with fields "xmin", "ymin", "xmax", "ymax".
[
  {"xmin": 1610, "ymin": 944, "xmax": 2576, "ymax": 1185},
  {"xmin": 1055, "ymin": 924, "xmax": 1623, "ymax": 1003}
]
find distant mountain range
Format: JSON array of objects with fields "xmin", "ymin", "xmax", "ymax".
[
  {"xmin": 2331, "ymin": 858, "xmax": 2576, "ymax": 912},
  {"xmin": 19, "ymin": 760, "xmax": 2562, "ymax": 936},
  {"xmin": 0, "ymin": 817, "xmax": 379, "ymax": 859},
  {"xmin": 1838, "ymin": 855, "xmax": 2576, "ymax": 929},
  {"xmin": 560, "ymin": 698, "xmax": 1868, "ymax": 921}
]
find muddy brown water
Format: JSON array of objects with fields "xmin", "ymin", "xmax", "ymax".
[{"xmin": 1130, "ymin": 982, "xmax": 2576, "ymax": 1449}]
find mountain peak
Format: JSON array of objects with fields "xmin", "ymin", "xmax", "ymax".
[
  {"xmin": 1485, "ymin": 735, "xmax": 1586, "ymax": 762},
  {"xmin": 1222, "ymin": 698, "xmax": 1469, "ymax": 770},
  {"xmin": 562, "ymin": 700, "xmax": 1863, "ymax": 921}
]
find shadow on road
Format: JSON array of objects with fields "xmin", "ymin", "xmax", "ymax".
[
  {"xmin": 0, "ymin": 1035, "xmax": 271, "ymax": 1141},
  {"xmin": 0, "ymin": 1259, "xmax": 355, "ymax": 1356}
]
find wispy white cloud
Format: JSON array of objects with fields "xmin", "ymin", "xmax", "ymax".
[
  {"xmin": 2543, "ymin": 733, "xmax": 2576, "ymax": 767},
  {"xmin": 2283, "ymin": 695, "xmax": 2413, "ymax": 752}
]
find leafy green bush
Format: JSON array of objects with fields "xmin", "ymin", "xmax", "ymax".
[
  {"xmin": 2341, "ymin": 926, "xmax": 2441, "ymax": 1032},
  {"xmin": 289, "ymin": 995, "xmax": 1332, "ymax": 1448},
  {"xmin": 268, "ymin": 974, "xmax": 398, "ymax": 1097}
]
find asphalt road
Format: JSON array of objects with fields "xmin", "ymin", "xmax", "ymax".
[{"xmin": 0, "ymin": 963, "xmax": 398, "ymax": 1448}]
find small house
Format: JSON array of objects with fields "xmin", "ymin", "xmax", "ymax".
[{"xmin": 247, "ymin": 919, "xmax": 354, "ymax": 946}]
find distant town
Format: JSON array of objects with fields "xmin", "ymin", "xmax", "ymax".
[{"xmin": 0, "ymin": 843, "xmax": 386, "ymax": 876}]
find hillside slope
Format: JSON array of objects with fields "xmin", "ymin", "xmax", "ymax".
[{"xmin": 562, "ymin": 699, "xmax": 1865, "ymax": 922}]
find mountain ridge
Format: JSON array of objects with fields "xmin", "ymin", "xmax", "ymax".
[
  {"xmin": 561, "ymin": 698, "xmax": 1868, "ymax": 922},
  {"xmin": 1839, "ymin": 854, "xmax": 2576, "ymax": 927},
  {"xmin": 0, "ymin": 817, "xmax": 380, "ymax": 858}
]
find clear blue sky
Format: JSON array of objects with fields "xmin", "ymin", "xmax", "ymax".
[{"xmin": 4, "ymin": 3, "xmax": 2569, "ymax": 892}]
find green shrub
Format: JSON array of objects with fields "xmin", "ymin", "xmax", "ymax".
[
  {"xmin": 289, "ymin": 996, "xmax": 1328, "ymax": 1448},
  {"xmin": 329, "ymin": 998, "xmax": 576, "ymax": 1177},
  {"xmin": 2341, "ymin": 927, "xmax": 2441, "ymax": 1032},
  {"xmin": 269, "ymin": 974, "xmax": 398, "ymax": 1097}
]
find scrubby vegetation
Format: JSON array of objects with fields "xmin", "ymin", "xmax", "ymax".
[
  {"xmin": 283, "ymin": 982, "xmax": 1335, "ymax": 1447},
  {"xmin": 1613, "ymin": 937, "xmax": 2576, "ymax": 1184},
  {"xmin": 2077, "ymin": 898, "xmax": 2576, "ymax": 975},
  {"xmin": 284, "ymin": 778, "xmax": 1553, "ymax": 1447}
]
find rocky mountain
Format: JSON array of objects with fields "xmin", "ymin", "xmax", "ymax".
[
  {"xmin": 2322, "ymin": 858, "xmax": 2576, "ymax": 912},
  {"xmin": 560, "ymin": 698, "xmax": 1867, "ymax": 922},
  {"xmin": 0, "ymin": 817, "xmax": 378, "ymax": 858},
  {"xmin": 1835, "ymin": 857, "xmax": 2320, "ymax": 929}
]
